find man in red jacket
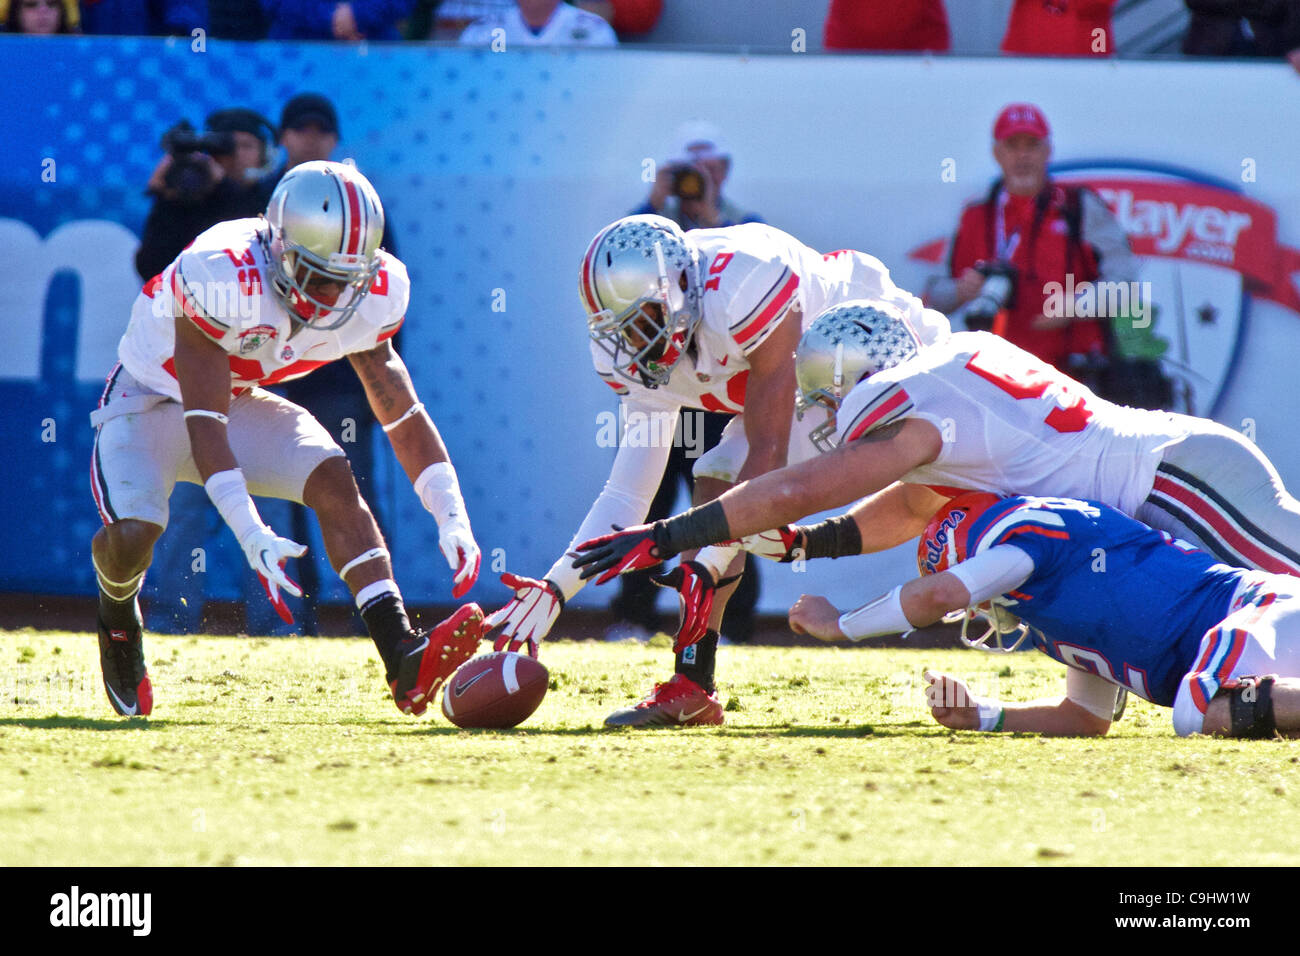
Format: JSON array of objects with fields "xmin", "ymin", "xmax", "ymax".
[{"xmin": 925, "ymin": 103, "xmax": 1140, "ymax": 390}]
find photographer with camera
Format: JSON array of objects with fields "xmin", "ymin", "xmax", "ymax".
[
  {"xmin": 633, "ymin": 121, "xmax": 764, "ymax": 231},
  {"xmin": 924, "ymin": 103, "xmax": 1167, "ymax": 407},
  {"xmin": 134, "ymin": 108, "xmax": 275, "ymax": 283}
]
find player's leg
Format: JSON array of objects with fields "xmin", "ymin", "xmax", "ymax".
[
  {"xmin": 229, "ymin": 389, "xmax": 481, "ymax": 715},
  {"xmin": 89, "ymin": 375, "xmax": 188, "ymax": 716},
  {"xmin": 1173, "ymin": 582, "xmax": 1300, "ymax": 737},
  {"xmin": 1138, "ymin": 416, "xmax": 1300, "ymax": 575}
]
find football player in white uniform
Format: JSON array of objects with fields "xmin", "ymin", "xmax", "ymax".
[
  {"xmin": 573, "ymin": 300, "xmax": 1300, "ymax": 633},
  {"xmin": 90, "ymin": 161, "xmax": 483, "ymax": 717},
  {"xmin": 482, "ymin": 215, "xmax": 950, "ymax": 726}
]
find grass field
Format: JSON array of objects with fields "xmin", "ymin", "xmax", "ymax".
[{"xmin": 0, "ymin": 627, "xmax": 1296, "ymax": 867}]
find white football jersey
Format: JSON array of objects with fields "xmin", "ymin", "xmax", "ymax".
[
  {"xmin": 833, "ymin": 330, "xmax": 1189, "ymax": 515},
  {"xmin": 459, "ymin": 3, "xmax": 617, "ymax": 46},
  {"xmin": 591, "ymin": 223, "xmax": 947, "ymax": 416},
  {"xmin": 118, "ymin": 218, "xmax": 407, "ymax": 401}
]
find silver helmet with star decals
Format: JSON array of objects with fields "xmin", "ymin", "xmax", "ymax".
[
  {"xmin": 795, "ymin": 300, "xmax": 922, "ymax": 453},
  {"xmin": 578, "ymin": 214, "xmax": 703, "ymax": 389},
  {"xmin": 264, "ymin": 160, "xmax": 385, "ymax": 331}
]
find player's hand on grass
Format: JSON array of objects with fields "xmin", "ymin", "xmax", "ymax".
[
  {"xmin": 438, "ymin": 517, "xmax": 481, "ymax": 599},
  {"xmin": 787, "ymin": 594, "xmax": 844, "ymax": 641},
  {"xmin": 484, "ymin": 572, "xmax": 564, "ymax": 657},
  {"xmin": 923, "ymin": 670, "xmax": 980, "ymax": 730},
  {"xmin": 571, "ymin": 524, "xmax": 673, "ymax": 585},
  {"xmin": 739, "ymin": 525, "xmax": 805, "ymax": 562},
  {"xmin": 239, "ymin": 526, "xmax": 307, "ymax": 624}
]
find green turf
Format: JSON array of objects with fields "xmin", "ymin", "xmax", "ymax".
[{"xmin": 0, "ymin": 629, "xmax": 1295, "ymax": 866}]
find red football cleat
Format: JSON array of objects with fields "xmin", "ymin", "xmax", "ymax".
[
  {"xmin": 604, "ymin": 673, "xmax": 725, "ymax": 728},
  {"xmin": 389, "ymin": 603, "xmax": 484, "ymax": 716}
]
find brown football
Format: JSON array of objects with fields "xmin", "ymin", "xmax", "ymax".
[{"xmin": 441, "ymin": 652, "xmax": 549, "ymax": 729}]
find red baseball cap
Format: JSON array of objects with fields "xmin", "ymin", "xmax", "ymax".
[{"xmin": 993, "ymin": 103, "xmax": 1050, "ymax": 141}]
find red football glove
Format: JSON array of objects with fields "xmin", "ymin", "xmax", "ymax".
[
  {"xmin": 571, "ymin": 524, "xmax": 672, "ymax": 585},
  {"xmin": 484, "ymin": 572, "xmax": 564, "ymax": 657},
  {"xmin": 652, "ymin": 560, "xmax": 741, "ymax": 652}
]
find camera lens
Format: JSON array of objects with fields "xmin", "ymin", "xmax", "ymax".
[{"xmin": 672, "ymin": 168, "xmax": 705, "ymax": 201}]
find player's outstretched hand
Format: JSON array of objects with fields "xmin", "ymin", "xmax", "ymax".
[
  {"xmin": 484, "ymin": 572, "xmax": 564, "ymax": 657},
  {"xmin": 239, "ymin": 526, "xmax": 307, "ymax": 625},
  {"xmin": 571, "ymin": 524, "xmax": 673, "ymax": 585},
  {"xmin": 650, "ymin": 560, "xmax": 737, "ymax": 648},
  {"xmin": 923, "ymin": 670, "xmax": 980, "ymax": 730},
  {"xmin": 787, "ymin": 594, "xmax": 844, "ymax": 641},
  {"xmin": 739, "ymin": 525, "xmax": 806, "ymax": 562},
  {"xmin": 438, "ymin": 517, "xmax": 481, "ymax": 599}
]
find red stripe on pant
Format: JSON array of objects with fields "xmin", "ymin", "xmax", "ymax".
[{"xmin": 1151, "ymin": 475, "xmax": 1300, "ymax": 575}]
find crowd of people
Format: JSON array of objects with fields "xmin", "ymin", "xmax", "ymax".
[{"xmin": 2, "ymin": 0, "xmax": 1298, "ymax": 70}]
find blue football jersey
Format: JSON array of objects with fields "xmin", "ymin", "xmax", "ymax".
[{"xmin": 963, "ymin": 496, "xmax": 1246, "ymax": 705}]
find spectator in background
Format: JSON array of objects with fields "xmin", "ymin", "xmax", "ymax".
[
  {"xmin": 601, "ymin": 0, "xmax": 657, "ymax": 36},
  {"xmin": 135, "ymin": 108, "xmax": 273, "ymax": 282},
  {"xmin": 1182, "ymin": 0, "xmax": 1300, "ymax": 71},
  {"xmin": 76, "ymin": 0, "xmax": 203, "ymax": 34},
  {"xmin": 262, "ymin": 0, "xmax": 411, "ymax": 40},
  {"xmin": 208, "ymin": 0, "xmax": 266, "ymax": 37},
  {"xmin": 823, "ymin": 0, "xmax": 949, "ymax": 52},
  {"xmin": 607, "ymin": 121, "xmax": 764, "ymax": 645},
  {"xmin": 1002, "ymin": 0, "xmax": 1116, "ymax": 56},
  {"xmin": 2, "ymin": 0, "xmax": 79, "ymax": 32},
  {"xmin": 459, "ymin": 0, "xmax": 616, "ymax": 45},
  {"xmin": 925, "ymin": 103, "xmax": 1168, "ymax": 409},
  {"xmin": 633, "ymin": 121, "xmax": 762, "ymax": 231}
]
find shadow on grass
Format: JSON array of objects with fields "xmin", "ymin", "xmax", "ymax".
[
  {"xmin": 396, "ymin": 722, "xmax": 934, "ymax": 738},
  {"xmin": 0, "ymin": 716, "xmax": 211, "ymax": 731}
]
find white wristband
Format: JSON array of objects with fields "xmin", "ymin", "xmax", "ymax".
[
  {"xmin": 381, "ymin": 402, "xmax": 425, "ymax": 433},
  {"xmin": 837, "ymin": 585, "xmax": 911, "ymax": 642},
  {"xmin": 204, "ymin": 468, "xmax": 266, "ymax": 545},
  {"xmin": 184, "ymin": 409, "xmax": 230, "ymax": 425},
  {"xmin": 974, "ymin": 698, "xmax": 1006, "ymax": 732},
  {"xmin": 414, "ymin": 461, "xmax": 467, "ymax": 528}
]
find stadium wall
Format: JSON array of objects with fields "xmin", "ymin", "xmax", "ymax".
[{"xmin": 2, "ymin": 37, "xmax": 1298, "ymax": 618}]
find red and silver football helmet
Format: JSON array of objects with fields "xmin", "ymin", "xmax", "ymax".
[
  {"xmin": 578, "ymin": 214, "xmax": 703, "ymax": 388},
  {"xmin": 917, "ymin": 491, "xmax": 1033, "ymax": 653},
  {"xmin": 264, "ymin": 160, "xmax": 384, "ymax": 330},
  {"xmin": 794, "ymin": 300, "xmax": 921, "ymax": 453}
]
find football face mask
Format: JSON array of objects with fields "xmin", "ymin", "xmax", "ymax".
[
  {"xmin": 580, "ymin": 215, "xmax": 701, "ymax": 389},
  {"xmin": 264, "ymin": 160, "xmax": 385, "ymax": 331}
]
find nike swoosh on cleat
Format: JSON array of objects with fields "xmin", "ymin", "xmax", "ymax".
[
  {"xmin": 105, "ymin": 684, "xmax": 138, "ymax": 716},
  {"xmin": 675, "ymin": 705, "xmax": 709, "ymax": 722}
]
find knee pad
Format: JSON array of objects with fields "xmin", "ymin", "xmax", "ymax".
[{"xmin": 1215, "ymin": 675, "xmax": 1278, "ymax": 738}]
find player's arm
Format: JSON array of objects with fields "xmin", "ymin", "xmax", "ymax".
[
  {"xmin": 349, "ymin": 340, "xmax": 480, "ymax": 597},
  {"xmin": 924, "ymin": 671, "xmax": 1112, "ymax": 736},
  {"xmin": 174, "ymin": 312, "xmax": 306, "ymax": 621},
  {"xmin": 687, "ymin": 305, "xmax": 802, "ymax": 586},
  {"xmin": 572, "ymin": 416, "xmax": 943, "ymax": 582},
  {"xmin": 745, "ymin": 481, "xmax": 950, "ymax": 563},
  {"xmin": 734, "ymin": 305, "xmax": 802, "ymax": 481},
  {"xmin": 488, "ymin": 396, "xmax": 675, "ymax": 655},
  {"xmin": 788, "ymin": 544, "xmax": 1034, "ymax": 642}
]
